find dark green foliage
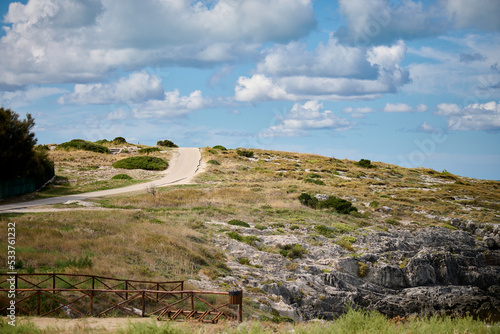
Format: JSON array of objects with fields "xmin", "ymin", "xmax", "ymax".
[
  {"xmin": 112, "ymin": 136, "xmax": 127, "ymax": 144},
  {"xmin": 298, "ymin": 193, "xmax": 319, "ymax": 208},
  {"xmin": 35, "ymin": 144, "xmax": 49, "ymax": 151},
  {"xmin": 112, "ymin": 156, "xmax": 168, "ymax": 170},
  {"xmin": 308, "ymin": 173, "xmax": 321, "ymax": 178},
  {"xmin": 279, "ymin": 244, "xmax": 307, "ymax": 259},
  {"xmin": 0, "ymin": 108, "xmax": 53, "ymax": 182},
  {"xmin": 322, "ymin": 196, "xmax": 358, "ymax": 214},
  {"xmin": 227, "ymin": 219, "xmax": 250, "ymax": 227},
  {"xmin": 95, "ymin": 139, "xmax": 109, "ymax": 144},
  {"xmin": 237, "ymin": 149, "xmax": 254, "ymax": 158},
  {"xmin": 157, "ymin": 139, "xmax": 178, "ymax": 147},
  {"xmin": 112, "ymin": 173, "xmax": 132, "ymax": 180},
  {"xmin": 138, "ymin": 147, "xmax": 161, "ymax": 154},
  {"xmin": 299, "ymin": 193, "xmax": 357, "ymax": 214},
  {"xmin": 213, "ymin": 145, "xmax": 227, "ymax": 150},
  {"xmin": 207, "ymin": 159, "xmax": 220, "ymax": 165},
  {"xmin": 56, "ymin": 139, "xmax": 110, "ymax": 154},
  {"xmin": 355, "ymin": 159, "xmax": 375, "ymax": 168}
]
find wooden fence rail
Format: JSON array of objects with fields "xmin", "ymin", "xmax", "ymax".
[{"xmin": 0, "ymin": 273, "xmax": 242, "ymax": 323}]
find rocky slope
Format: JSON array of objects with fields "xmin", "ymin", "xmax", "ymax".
[{"xmin": 200, "ymin": 216, "xmax": 500, "ymax": 321}]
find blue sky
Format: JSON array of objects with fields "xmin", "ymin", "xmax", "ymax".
[{"xmin": 1, "ymin": 0, "xmax": 499, "ymax": 180}]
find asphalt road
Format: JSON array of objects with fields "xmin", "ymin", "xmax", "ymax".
[{"xmin": 0, "ymin": 147, "xmax": 204, "ymax": 212}]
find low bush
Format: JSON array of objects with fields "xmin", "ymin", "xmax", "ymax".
[
  {"xmin": 112, "ymin": 136, "xmax": 127, "ymax": 144},
  {"xmin": 279, "ymin": 244, "xmax": 307, "ymax": 259},
  {"xmin": 213, "ymin": 145, "xmax": 227, "ymax": 150},
  {"xmin": 355, "ymin": 159, "xmax": 375, "ymax": 168},
  {"xmin": 227, "ymin": 219, "xmax": 250, "ymax": 227},
  {"xmin": 207, "ymin": 159, "xmax": 220, "ymax": 165},
  {"xmin": 305, "ymin": 178, "xmax": 325, "ymax": 185},
  {"xmin": 112, "ymin": 173, "xmax": 132, "ymax": 180},
  {"xmin": 299, "ymin": 193, "xmax": 357, "ymax": 214},
  {"xmin": 112, "ymin": 156, "xmax": 168, "ymax": 170},
  {"xmin": 138, "ymin": 147, "xmax": 161, "ymax": 154},
  {"xmin": 157, "ymin": 139, "xmax": 178, "ymax": 147},
  {"xmin": 56, "ymin": 139, "xmax": 110, "ymax": 154},
  {"xmin": 237, "ymin": 149, "xmax": 254, "ymax": 158}
]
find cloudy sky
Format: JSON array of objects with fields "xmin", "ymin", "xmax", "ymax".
[{"xmin": 1, "ymin": 0, "xmax": 499, "ymax": 180}]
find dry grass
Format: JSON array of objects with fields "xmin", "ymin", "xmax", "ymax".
[{"xmin": 1, "ymin": 145, "xmax": 498, "ymax": 321}]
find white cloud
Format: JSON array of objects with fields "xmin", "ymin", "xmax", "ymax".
[
  {"xmin": 435, "ymin": 100, "xmax": 500, "ymax": 131},
  {"xmin": 257, "ymin": 38, "xmax": 376, "ymax": 79},
  {"xmin": 58, "ymin": 71, "xmax": 164, "ymax": 104},
  {"xmin": 382, "ymin": 103, "xmax": 428, "ymax": 113},
  {"xmin": 336, "ymin": 0, "xmax": 500, "ymax": 44},
  {"xmin": 234, "ymin": 74, "xmax": 296, "ymax": 102},
  {"xmin": 260, "ymin": 101, "xmax": 353, "ymax": 137},
  {"xmin": 416, "ymin": 104, "xmax": 428, "ymax": 112},
  {"xmin": 343, "ymin": 106, "xmax": 375, "ymax": 118},
  {"xmin": 417, "ymin": 122, "xmax": 440, "ymax": 133},
  {"xmin": 0, "ymin": 0, "xmax": 315, "ymax": 86},
  {"xmin": 0, "ymin": 86, "xmax": 68, "ymax": 108},
  {"xmin": 444, "ymin": 0, "xmax": 500, "ymax": 31},
  {"xmin": 236, "ymin": 40, "xmax": 409, "ymax": 102},
  {"xmin": 132, "ymin": 89, "xmax": 209, "ymax": 118}
]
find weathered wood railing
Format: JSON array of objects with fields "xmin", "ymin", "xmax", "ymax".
[{"xmin": 0, "ymin": 273, "xmax": 242, "ymax": 323}]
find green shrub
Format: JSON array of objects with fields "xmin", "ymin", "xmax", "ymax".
[
  {"xmin": 95, "ymin": 139, "xmax": 109, "ymax": 144},
  {"xmin": 299, "ymin": 193, "xmax": 357, "ymax": 214},
  {"xmin": 254, "ymin": 224, "xmax": 267, "ymax": 230},
  {"xmin": 207, "ymin": 159, "xmax": 220, "ymax": 165},
  {"xmin": 304, "ymin": 178, "xmax": 325, "ymax": 185},
  {"xmin": 369, "ymin": 201, "xmax": 380, "ymax": 208},
  {"xmin": 279, "ymin": 244, "xmax": 307, "ymax": 259},
  {"xmin": 358, "ymin": 262, "xmax": 369, "ymax": 277},
  {"xmin": 213, "ymin": 145, "xmax": 227, "ymax": 151},
  {"xmin": 290, "ymin": 225, "xmax": 300, "ymax": 230},
  {"xmin": 308, "ymin": 173, "xmax": 321, "ymax": 178},
  {"xmin": 157, "ymin": 139, "xmax": 178, "ymax": 147},
  {"xmin": 322, "ymin": 196, "xmax": 358, "ymax": 214},
  {"xmin": 112, "ymin": 173, "xmax": 132, "ymax": 180},
  {"xmin": 226, "ymin": 231, "xmax": 260, "ymax": 246},
  {"xmin": 298, "ymin": 193, "xmax": 319, "ymax": 208},
  {"xmin": 138, "ymin": 147, "xmax": 161, "ymax": 154},
  {"xmin": 112, "ymin": 156, "xmax": 168, "ymax": 171},
  {"xmin": 355, "ymin": 159, "xmax": 375, "ymax": 168},
  {"xmin": 237, "ymin": 149, "xmax": 254, "ymax": 158},
  {"xmin": 227, "ymin": 219, "xmax": 250, "ymax": 227},
  {"xmin": 315, "ymin": 224, "xmax": 335, "ymax": 238},
  {"xmin": 112, "ymin": 136, "xmax": 127, "ymax": 144},
  {"xmin": 56, "ymin": 139, "xmax": 110, "ymax": 154}
]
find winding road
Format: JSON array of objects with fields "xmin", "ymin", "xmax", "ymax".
[{"xmin": 0, "ymin": 147, "xmax": 204, "ymax": 212}]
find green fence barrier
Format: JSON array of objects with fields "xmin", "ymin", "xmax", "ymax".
[{"xmin": 0, "ymin": 166, "xmax": 55, "ymax": 199}]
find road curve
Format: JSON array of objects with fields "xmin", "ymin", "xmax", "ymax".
[{"xmin": 0, "ymin": 147, "xmax": 204, "ymax": 212}]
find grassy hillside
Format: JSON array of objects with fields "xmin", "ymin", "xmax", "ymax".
[{"xmin": 1, "ymin": 146, "xmax": 499, "ymax": 327}]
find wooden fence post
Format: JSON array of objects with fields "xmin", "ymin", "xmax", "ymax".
[
  {"xmin": 37, "ymin": 291, "xmax": 41, "ymax": 316},
  {"xmin": 89, "ymin": 290, "xmax": 94, "ymax": 316},
  {"xmin": 141, "ymin": 291, "xmax": 146, "ymax": 317},
  {"xmin": 52, "ymin": 274, "xmax": 56, "ymax": 294}
]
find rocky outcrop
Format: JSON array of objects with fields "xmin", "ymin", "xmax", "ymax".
[{"xmin": 201, "ymin": 219, "xmax": 500, "ymax": 321}]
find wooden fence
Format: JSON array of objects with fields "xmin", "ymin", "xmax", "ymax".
[{"xmin": 0, "ymin": 273, "xmax": 242, "ymax": 323}]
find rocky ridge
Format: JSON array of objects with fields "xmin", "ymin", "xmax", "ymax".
[{"xmin": 200, "ymin": 217, "xmax": 500, "ymax": 321}]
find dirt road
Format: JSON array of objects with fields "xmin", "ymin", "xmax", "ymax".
[{"xmin": 0, "ymin": 147, "xmax": 204, "ymax": 212}]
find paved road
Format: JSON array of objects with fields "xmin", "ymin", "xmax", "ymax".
[{"xmin": 0, "ymin": 147, "xmax": 204, "ymax": 212}]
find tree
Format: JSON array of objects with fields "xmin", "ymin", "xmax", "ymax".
[
  {"xmin": 157, "ymin": 139, "xmax": 178, "ymax": 148},
  {"xmin": 0, "ymin": 108, "xmax": 52, "ymax": 181}
]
